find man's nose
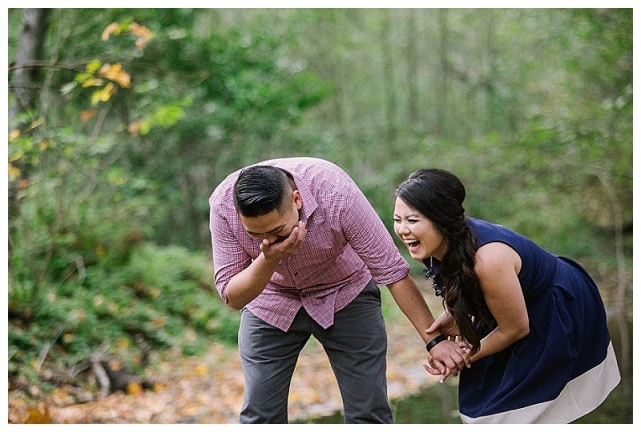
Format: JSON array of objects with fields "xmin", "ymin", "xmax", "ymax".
[{"xmin": 264, "ymin": 234, "xmax": 279, "ymax": 244}]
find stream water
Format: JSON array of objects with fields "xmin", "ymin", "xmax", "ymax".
[{"xmin": 304, "ymin": 315, "xmax": 633, "ymax": 424}]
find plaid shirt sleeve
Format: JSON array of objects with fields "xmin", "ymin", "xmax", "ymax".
[{"xmin": 340, "ymin": 179, "xmax": 410, "ymax": 286}]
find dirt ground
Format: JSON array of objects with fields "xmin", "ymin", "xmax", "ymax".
[{"xmin": 8, "ymin": 296, "xmax": 445, "ymax": 424}]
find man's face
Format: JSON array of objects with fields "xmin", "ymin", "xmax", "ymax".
[{"xmin": 239, "ymin": 190, "xmax": 302, "ymax": 245}]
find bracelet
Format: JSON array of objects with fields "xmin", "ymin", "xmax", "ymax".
[{"xmin": 425, "ymin": 335, "xmax": 448, "ymax": 352}]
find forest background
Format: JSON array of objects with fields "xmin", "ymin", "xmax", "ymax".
[{"xmin": 6, "ymin": 7, "xmax": 633, "ymax": 423}]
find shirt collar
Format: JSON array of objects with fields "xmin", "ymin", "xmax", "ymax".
[{"xmin": 288, "ymin": 170, "xmax": 318, "ymax": 224}]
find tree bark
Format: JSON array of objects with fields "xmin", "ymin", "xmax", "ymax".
[
  {"xmin": 405, "ymin": 10, "xmax": 418, "ymax": 132},
  {"xmin": 9, "ymin": 8, "xmax": 51, "ymax": 128},
  {"xmin": 380, "ymin": 9, "xmax": 397, "ymax": 144},
  {"xmin": 435, "ymin": 9, "xmax": 449, "ymax": 137}
]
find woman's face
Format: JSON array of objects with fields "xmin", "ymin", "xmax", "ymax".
[{"xmin": 393, "ymin": 197, "xmax": 447, "ymax": 261}]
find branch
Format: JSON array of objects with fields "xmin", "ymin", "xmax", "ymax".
[
  {"xmin": 9, "ymin": 60, "xmax": 91, "ymax": 73},
  {"xmin": 35, "ymin": 328, "xmax": 64, "ymax": 373}
]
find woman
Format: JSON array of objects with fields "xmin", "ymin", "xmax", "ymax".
[{"xmin": 393, "ymin": 168, "xmax": 620, "ymax": 423}]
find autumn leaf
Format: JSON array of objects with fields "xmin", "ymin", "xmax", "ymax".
[
  {"xmin": 127, "ymin": 120, "xmax": 151, "ymax": 136},
  {"xmin": 126, "ymin": 382, "xmax": 144, "ymax": 396},
  {"xmin": 9, "ymin": 151, "xmax": 23, "ymax": 162},
  {"xmin": 101, "ymin": 22, "xmax": 120, "ymax": 41},
  {"xmin": 129, "ymin": 22, "xmax": 152, "ymax": 38},
  {"xmin": 80, "ymin": 109, "xmax": 97, "ymax": 122},
  {"xmin": 91, "ymin": 82, "xmax": 115, "ymax": 106},
  {"xmin": 38, "ymin": 140, "xmax": 50, "ymax": 151},
  {"xmin": 129, "ymin": 22, "xmax": 154, "ymax": 49},
  {"xmin": 81, "ymin": 78, "xmax": 104, "ymax": 88},
  {"xmin": 116, "ymin": 338, "xmax": 129, "ymax": 349},
  {"xmin": 24, "ymin": 405, "xmax": 52, "ymax": 424},
  {"xmin": 9, "ymin": 129, "xmax": 20, "ymax": 141},
  {"xmin": 194, "ymin": 364, "xmax": 208, "ymax": 376},
  {"xmin": 8, "ymin": 163, "xmax": 21, "ymax": 180},
  {"xmin": 98, "ymin": 63, "xmax": 131, "ymax": 88}
]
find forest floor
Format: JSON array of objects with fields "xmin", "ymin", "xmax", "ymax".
[{"xmin": 8, "ymin": 291, "xmax": 447, "ymax": 424}]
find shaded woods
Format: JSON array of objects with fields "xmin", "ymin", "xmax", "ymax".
[{"xmin": 7, "ymin": 8, "xmax": 632, "ymax": 423}]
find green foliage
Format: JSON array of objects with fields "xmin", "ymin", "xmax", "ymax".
[
  {"xmin": 9, "ymin": 242, "xmax": 239, "ymax": 381},
  {"xmin": 8, "ymin": 9, "xmax": 632, "ymax": 404}
]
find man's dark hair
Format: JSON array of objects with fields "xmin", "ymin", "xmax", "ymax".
[{"xmin": 233, "ymin": 165, "xmax": 292, "ymax": 217}]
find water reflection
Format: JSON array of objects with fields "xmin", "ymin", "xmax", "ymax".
[{"xmin": 305, "ymin": 315, "xmax": 632, "ymax": 424}]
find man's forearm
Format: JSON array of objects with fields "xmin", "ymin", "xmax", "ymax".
[
  {"xmin": 387, "ymin": 275, "xmax": 439, "ymax": 344},
  {"xmin": 224, "ymin": 253, "xmax": 279, "ymax": 309}
]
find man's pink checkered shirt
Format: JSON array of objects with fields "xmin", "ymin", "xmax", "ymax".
[{"xmin": 209, "ymin": 157, "xmax": 410, "ymax": 331}]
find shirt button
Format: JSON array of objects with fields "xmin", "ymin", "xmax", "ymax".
[
  {"xmin": 294, "ymin": 272, "xmax": 299, "ymax": 276},
  {"xmin": 301, "ymin": 293, "xmax": 307, "ymax": 297}
]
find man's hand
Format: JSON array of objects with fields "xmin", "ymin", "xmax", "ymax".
[
  {"xmin": 259, "ymin": 221, "xmax": 307, "ymax": 262},
  {"xmin": 424, "ymin": 339, "xmax": 470, "ymax": 383}
]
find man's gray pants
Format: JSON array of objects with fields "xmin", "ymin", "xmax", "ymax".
[{"xmin": 238, "ymin": 279, "xmax": 392, "ymax": 423}]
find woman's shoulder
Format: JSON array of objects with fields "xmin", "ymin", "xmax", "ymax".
[{"xmin": 475, "ymin": 241, "xmax": 522, "ymax": 276}]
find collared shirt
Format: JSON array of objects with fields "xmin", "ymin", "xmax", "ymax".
[{"xmin": 209, "ymin": 157, "xmax": 410, "ymax": 331}]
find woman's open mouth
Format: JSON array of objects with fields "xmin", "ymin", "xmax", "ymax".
[{"xmin": 404, "ymin": 239, "xmax": 421, "ymax": 253}]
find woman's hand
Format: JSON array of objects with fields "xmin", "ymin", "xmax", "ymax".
[{"xmin": 424, "ymin": 338, "xmax": 470, "ymax": 383}]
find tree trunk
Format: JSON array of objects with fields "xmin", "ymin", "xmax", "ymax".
[
  {"xmin": 9, "ymin": 8, "xmax": 51, "ymax": 128},
  {"xmin": 435, "ymin": 9, "xmax": 449, "ymax": 137},
  {"xmin": 405, "ymin": 9, "xmax": 418, "ymax": 132},
  {"xmin": 8, "ymin": 8, "xmax": 51, "ymax": 219},
  {"xmin": 380, "ymin": 9, "xmax": 397, "ymax": 145}
]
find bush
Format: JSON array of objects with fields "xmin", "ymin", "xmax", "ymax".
[{"xmin": 8, "ymin": 241, "xmax": 240, "ymax": 387}]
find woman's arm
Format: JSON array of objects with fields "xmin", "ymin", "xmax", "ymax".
[
  {"xmin": 387, "ymin": 276, "xmax": 470, "ymax": 378},
  {"xmin": 468, "ymin": 242, "xmax": 530, "ymax": 363}
]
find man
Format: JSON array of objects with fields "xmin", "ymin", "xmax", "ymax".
[{"xmin": 209, "ymin": 157, "xmax": 466, "ymax": 423}]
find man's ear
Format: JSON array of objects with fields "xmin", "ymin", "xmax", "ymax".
[{"xmin": 292, "ymin": 190, "xmax": 302, "ymax": 209}]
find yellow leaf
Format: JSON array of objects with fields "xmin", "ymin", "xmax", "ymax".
[
  {"xmin": 98, "ymin": 63, "xmax": 131, "ymax": 88},
  {"xmin": 38, "ymin": 140, "xmax": 50, "ymax": 151},
  {"xmin": 126, "ymin": 382, "xmax": 143, "ymax": 396},
  {"xmin": 109, "ymin": 360, "xmax": 122, "ymax": 371},
  {"xmin": 194, "ymin": 364, "xmax": 208, "ymax": 376},
  {"xmin": 9, "ymin": 151, "xmax": 23, "ymax": 162},
  {"xmin": 25, "ymin": 405, "xmax": 52, "ymax": 424},
  {"xmin": 129, "ymin": 22, "xmax": 152, "ymax": 38},
  {"xmin": 101, "ymin": 23, "xmax": 119, "ymax": 41},
  {"xmin": 62, "ymin": 333, "xmax": 74, "ymax": 344},
  {"xmin": 9, "ymin": 129, "xmax": 20, "ymax": 141},
  {"xmin": 81, "ymin": 78, "xmax": 104, "ymax": 88},
  {"xmin": 27, "ymin": 117, "xmax": 44, "ymax": 131},
  {"xmin": 8, "ymin": 163, "xmax": 21, "ymax": 180},
  {"xmin": 91, "ymin": 83, "xmax": 115, "ymax": 106}
]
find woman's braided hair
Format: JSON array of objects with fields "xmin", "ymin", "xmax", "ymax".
[{"xmin": 395, "ymin": 168, "xmax": 492, "ymax": 353}]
